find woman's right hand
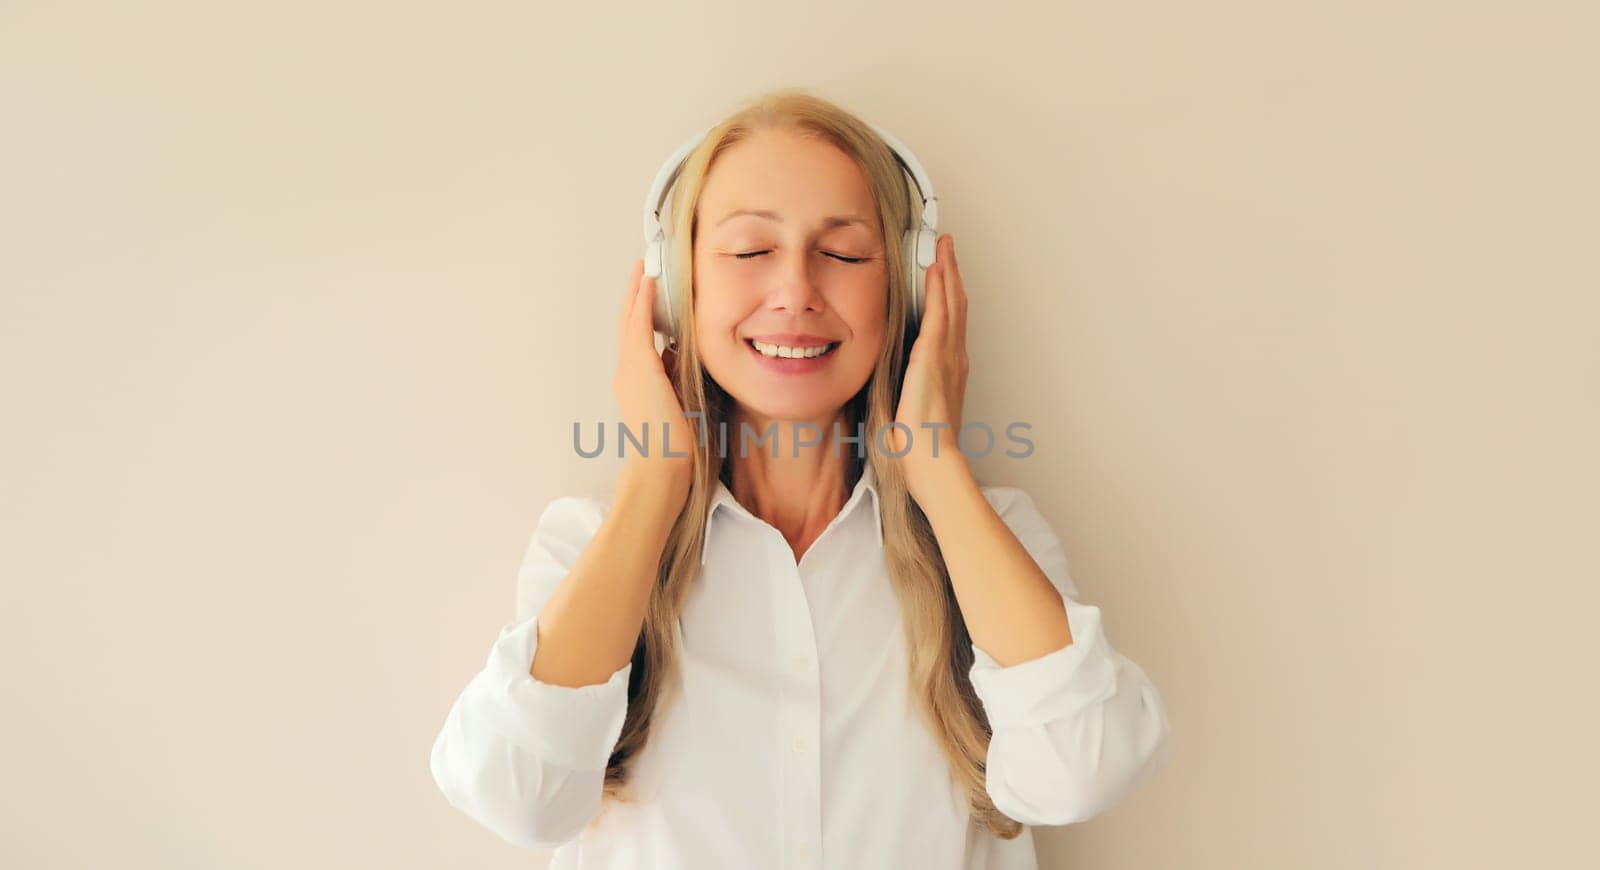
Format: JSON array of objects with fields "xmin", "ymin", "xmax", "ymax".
[{"xmin": 613, "ymin": 259, "xmax": 696, "ymax": 508}]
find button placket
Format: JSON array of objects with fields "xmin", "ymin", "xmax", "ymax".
[{"xmin": 771, "ymin": 533, "xmax": 822, "ymax": 870}]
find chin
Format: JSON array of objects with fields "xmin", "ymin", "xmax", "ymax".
[
  {"xmin": 738, "ymin": 377, "xmax": 865, "ymax": 424},
  {"xmin": 730, "ymin": 392, "xmax": 848, "ymax": 426}
]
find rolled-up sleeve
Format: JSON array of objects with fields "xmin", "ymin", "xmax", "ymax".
[
  {"xmin": 969, "ymin": 487, "xmax": 1174, "ymax": 827},
  {"xmin": 429, "ymin": 495, "xmax": 633, "ymax": 849}
]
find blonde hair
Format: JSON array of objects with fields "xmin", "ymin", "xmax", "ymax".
[{"xmin": 601, "ymin": 87, "xmax": 1023, "ymax": 840}]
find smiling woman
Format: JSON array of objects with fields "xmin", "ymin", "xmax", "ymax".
[
  {"xmin": 428, "ymin": 87, "xmax": 1173, "ymax": 869},
  {"xmin": 690, "ymin": 123, "xmax": 892, "ymax": 429}
]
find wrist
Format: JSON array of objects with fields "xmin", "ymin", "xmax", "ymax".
[
  {"xmin": 618, "ymin": 459, "xmax": 691, "ymax": 508},
  {"xmin": 906, "ymin": 454, "xmax": 977, "ymax": 513}
]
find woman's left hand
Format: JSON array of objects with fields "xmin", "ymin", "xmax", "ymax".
[{"xmin": 891, "ymin": 233, "xmax": 971, "ymax": 503}]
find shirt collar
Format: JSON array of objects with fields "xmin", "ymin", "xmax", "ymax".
[{"xmin": 701, "ymin": 462, "xmax": 883, "ymax": 565}]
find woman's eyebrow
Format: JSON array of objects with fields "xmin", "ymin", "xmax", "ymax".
[{"xmin": 716, "ymin": 209, "xmax": 870, "ymax": 229}]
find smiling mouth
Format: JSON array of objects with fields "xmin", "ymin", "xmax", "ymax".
[{"xmin": 745, "ymin": 339, "xmax": 840, "ymax": 359}]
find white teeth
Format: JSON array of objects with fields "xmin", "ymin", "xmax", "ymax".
[{"xmin": 751, "ymin": 340, "xmax": 835, "ymax": 359}]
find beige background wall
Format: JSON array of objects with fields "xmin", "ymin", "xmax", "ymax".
[{"xmin": 3, "ymin": 2, "xmax": 1596, "ymax": 868}]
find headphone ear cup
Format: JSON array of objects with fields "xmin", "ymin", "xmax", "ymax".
[
  {"xmin": 649, "ymin": 235, "xmax": 676, "ymax": 341},
  {"xmin": 903, "ymin": 226, "xmax": 923, "ymax": 332}
]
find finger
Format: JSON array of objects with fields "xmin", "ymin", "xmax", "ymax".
[
  {"xmin": 621, "ymin": 260, "xmax": 644, "ymax": 348},
  {"xmin": 940, "ymin": 235, "xmax": 960, "ymax": 340},
  {"xmin": 634, "ymin": 270, "xmax": 659, "ymax": 344},
  {"xmin": 917, "ymin": 248, "xmax": 946, "ymax": 344},
  {"xmin": 948, "ymin": 235, "xmax": 967, "ymax": 306},
  {"xmin": 628, "ymin": 270, "xmax": 666, "ymax": 363},
  {"xmin": 945, "ymin": 236, "xmax": 967, "ymax": 351}
]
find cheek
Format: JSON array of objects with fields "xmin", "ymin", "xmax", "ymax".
[
  {"xmin": 832, "ymin": 273, "xmax": 889, "ymax": 334},
  {"xmin": 691, "ymin": 261, "xmax": 751, "ymax": 331}
]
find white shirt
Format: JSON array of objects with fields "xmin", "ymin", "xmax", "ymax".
[{"xmin": 430, "ymin": 463, "xmax": 1173, "ymax": 869}]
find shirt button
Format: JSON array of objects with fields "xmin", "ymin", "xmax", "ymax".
[
  {"xmin": 792, "ymin": 735, "xmax": 807, "ymax": 753},
  {"xmin": 796, "ymin": 842, "xmax": 813, "ymax": 860}
]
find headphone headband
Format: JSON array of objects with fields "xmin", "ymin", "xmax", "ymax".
[{"xmin": 641, "ymin": 121, "xmax": 939, "ymax": 248}]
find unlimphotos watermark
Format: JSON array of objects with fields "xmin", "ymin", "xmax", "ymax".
[{"xmin": 573, "ymin": 415, "xmax": 1035, "ymax": 460}]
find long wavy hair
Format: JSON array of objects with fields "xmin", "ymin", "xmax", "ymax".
[{"xmin": 601, "ymin": 87, "xmax": 1023, "ymax": 840}]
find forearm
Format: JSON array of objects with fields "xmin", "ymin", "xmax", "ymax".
[
  {"xmin": 917, "ymin": 461, "xmax": 1073, "ymax": 667},
  {"xmin": 529, "ymin": 466, "xmax": 685, "ymax": 688}
]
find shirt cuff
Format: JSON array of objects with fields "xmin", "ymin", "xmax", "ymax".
[
  {"xmin": 968, "ymin": 601, "xmax": 1119, "ymax": 729},
  {"xmin": 473, "ymin": 616, "xmax": 633, "ymax": 771}
]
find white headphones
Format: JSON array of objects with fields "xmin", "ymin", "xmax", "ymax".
[{"xmin": 641, "ymin": 122, "xmax": 941, "ymax": 348}]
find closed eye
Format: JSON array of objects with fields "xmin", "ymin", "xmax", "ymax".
[{"xmin": 733, "ymin": 251, "xmax": 868, "ymax": 265}]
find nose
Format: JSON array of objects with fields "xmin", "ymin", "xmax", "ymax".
[{"xmin": 766, "ymin": 248, "xmax": 825, "ymax": 317}]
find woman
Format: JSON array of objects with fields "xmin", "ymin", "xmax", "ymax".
[{"xmin": 430, "ymin": 89, "xmax": 1173, "ymax": 869}]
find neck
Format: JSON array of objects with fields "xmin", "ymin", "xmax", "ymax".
[{"xmin": 725, "ymin": 405, "xmax": 861, "ymax": 561}]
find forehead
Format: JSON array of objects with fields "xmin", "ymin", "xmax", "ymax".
[{"xmin": 697, "ymin": 129, "xmax": 878, "ymax": 227}]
